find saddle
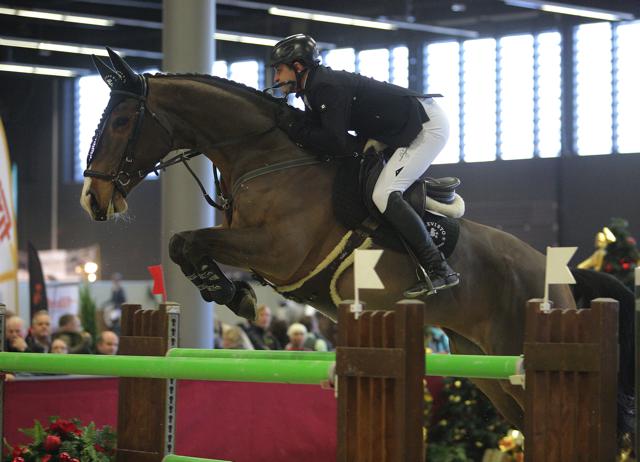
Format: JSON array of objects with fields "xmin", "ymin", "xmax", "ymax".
[{"xmin": 333, "ymin": 153, "xmax": 463, "ymax": 257}]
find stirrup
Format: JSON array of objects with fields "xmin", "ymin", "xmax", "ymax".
[{"xmin": 403, "ymin": 271, "xmax": 460, "ymax": 298}]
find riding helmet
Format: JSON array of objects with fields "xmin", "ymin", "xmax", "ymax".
[{"xmin": 270, "ymin": 34, "xmax": 320, "ymax": 67}]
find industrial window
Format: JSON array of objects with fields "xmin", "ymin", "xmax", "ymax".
[
  {"xmin": 74, "ymin": 74, "xmax": 111, "ymax": 181},
  {"xmin": 357, "ymin": 48, "xmax": 390, "ymax": 82},
  {"xmin": 426, "ymin": 32, "xmax": 562, "ymax": 164},
  {"xmin": 574, "ymin": 22, "xmax": 613, "ymax": 156},
  {"xmin": 390, "ymin": 46, "xmax": 409, "ymax": 88},
  {"xmin": 462, "ymin": 38, "xmax": 497, "ymax": 162},
  {"xmin": 536, "ymin": 32, "xmax": 562, "ymax": 158},
  {"xmin": 499, "ymin": 34, "xmax": 534, "ymax": 160},
  {"xmin": 323, "ymin": 48, "xmax": 356, "ymax": 72},
  {"xmin": 425, "ymin": 41, "xmax": 461, "ymax": 164},
  {"xmin": 75, "ymin": 60, "xmax": 262, "ymax": 181},
  {"xmin": 614, "ymin": 21, "xmax": 640, "ymax": 154}
]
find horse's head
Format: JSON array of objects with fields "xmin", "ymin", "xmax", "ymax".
[{"xmin": 80, "ymin": 48, "xmax": 172, "ymax": 221}]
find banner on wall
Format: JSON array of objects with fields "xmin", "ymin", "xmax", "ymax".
[{"xmin": 0, "ymin": 118, "xmax": 18, "ymax": 313}]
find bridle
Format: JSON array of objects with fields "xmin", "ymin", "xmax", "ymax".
[
  {"xmin": 83, "ymin": 76, "xmax": 173, "ymax": 199},
  {"xmin": 83, "ymin": 74, "xmax": 291, "ymax": 211}
]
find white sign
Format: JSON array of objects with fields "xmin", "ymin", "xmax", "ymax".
[{"xmin": 0, "ymin": 119, "xmax": 17, "ymax": 313}]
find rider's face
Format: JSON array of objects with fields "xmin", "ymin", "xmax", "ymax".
[{"xmin": 273, "ymin": 64, "xmax": 297, "ymax": 95}]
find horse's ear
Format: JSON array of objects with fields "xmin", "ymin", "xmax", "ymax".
[
  {"xmin": 105, "ymin": 47, "xmax": 143, "ymax": 94},
  {"xmin": 92, "ymin": 55, "xmax": 121, "ymax": 89}
]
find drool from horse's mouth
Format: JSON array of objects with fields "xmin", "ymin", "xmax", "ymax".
[{"xmin": 80, "ymin": 178, "xmax": 128, "ymax": 220}]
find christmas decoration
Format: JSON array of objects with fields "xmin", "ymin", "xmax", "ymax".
[
  {"xmin": 427, "ymin": 377, "xmax": 513, "ymax": 461},
  {"xmin": 601, "ymin": 218, "xmax": 639, "ymax": 290},
  {"xmin": 3, "ymin": 417, "xmax": 115, "ymax": 462}
]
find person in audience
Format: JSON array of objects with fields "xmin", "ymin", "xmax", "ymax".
[
  {"xmin": 268, "ymin": 317, "xmax": 290, "ymax": 349},
  {"xmin": 51, "ymin": 338, "xmax": 69, "ymax": 354},
  {"xmin": 285, "ymin": 323, "xmax": 312, "ymax": 351},
  {"xmin": 222, "ymin": 324, "xmax": 254, "ymax": 350},
  {"xmin": 52, "ymin": 313, "xmax": 92, "ymax": 354},
  {"xmin": 95, "ymin": 330, "xmax": 119, "ymax": 355},
  {"xmin": 300, "ymin": 313, "xmax": 330, "ymax": 351},
  {"xmin": 25, "ymin": 310, "xmax": 51, "ymax": 353},
  {"xmin": 5, "ymin": 315, "xmax": 29, "ymax": 352},
  {"xmin": 244, "ymin": 304, "xmax": 282, "ymax": 350}
]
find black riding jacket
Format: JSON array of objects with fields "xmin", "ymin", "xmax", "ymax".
[{"xmin": 284, "ymin": 65, "xmax": 429, "ymax": 157}]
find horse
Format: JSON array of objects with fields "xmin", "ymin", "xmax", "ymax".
[{"xmin": 80, "ymin": 49, "xmax": 634, "ymax": 439}]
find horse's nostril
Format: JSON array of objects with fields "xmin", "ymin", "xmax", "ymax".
[{"xmin": 89, "ymin": 191, "xmax": 106, "ymax": 221}]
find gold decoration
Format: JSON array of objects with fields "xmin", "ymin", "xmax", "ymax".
[{"xmin": 577, "ymin": 227, "xmax": 616, "ymax": 271}]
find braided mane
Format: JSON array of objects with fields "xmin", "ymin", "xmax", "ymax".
[{"xmin": 145, "ymin": 72, "xmax": 298, "ymax": 111}]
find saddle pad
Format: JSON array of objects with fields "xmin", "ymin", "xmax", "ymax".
[{"xmin": 332, "ymin": 156, "xmax": 459, "ymax": 258}]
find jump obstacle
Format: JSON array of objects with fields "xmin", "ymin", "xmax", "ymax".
[{"xmin": 0, "ymin": 297, "xmax": 619, "ymax": 461}]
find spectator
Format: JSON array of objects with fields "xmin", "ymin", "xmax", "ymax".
[
  {"xmin": 95, "ymin": 330, "xmax": 119, "ymax": 355},
  {"xmin": 269, "ymin": 317, "xmax": 290, "ymax": 349},
  {"xmin": 51, "ymin": 338, "xmax": 69, "ymax": 354},
  {"xmin": 5, "ymin": 315, "xmax": 29, "ymax": 352},
  {"xmin": 52, "ymin": 313, "xmax": 92, "ymax": 354},
  {"xmin": 25, "ymin": 310, "xmax": 51, "ymax": 353},
  {"xmin": 285, "ymin": 323, "xmax": 312, "ymax": 351},
  {"xmin": 222, "ymin": 324, "xmax": 254, "ymax": 350},
  {"xmin": 244, "ymin": 304, "xmax": 282, "ymax": 350},
  {"xmin": 300, "ymin": 313, "xmax": 330, "ymax": 351}
]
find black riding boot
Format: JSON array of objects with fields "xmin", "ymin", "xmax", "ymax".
[{"xmin": 383, "ymin": 191, "xmax": 460, "ymax": 297}]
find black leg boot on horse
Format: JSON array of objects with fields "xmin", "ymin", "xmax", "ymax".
[{"xmin": 383, "ymin": 191, "xmax": 460, "ymax": 297}]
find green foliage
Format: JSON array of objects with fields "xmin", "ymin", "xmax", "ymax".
[
  {"xmin": 427, "ymin": 377, "xmax": 512, "ymax": 461},
  {"xmin": 79, "ymin": 284, "xmax": 98, "ymax": 342},
  {"xmin": 602, "ymin": 217, "xmax": 639, "ymax": 290}
]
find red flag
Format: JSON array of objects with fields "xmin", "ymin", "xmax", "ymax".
[{"xmin": 147, "ymin": 265, "xmax": 167, "ymax": 302}]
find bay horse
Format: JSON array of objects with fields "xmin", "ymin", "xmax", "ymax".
[{"xmin": 80, "ymin": 49, "xmax": 633, "ymax": 437}]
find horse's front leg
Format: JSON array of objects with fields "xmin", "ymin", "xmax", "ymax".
[{"xmin": 168, "ymin": 227, "xmax": 269, "ymax": 320}]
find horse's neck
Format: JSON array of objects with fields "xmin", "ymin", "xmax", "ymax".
[{"xmin": 149, "ymin": 77, "xmax": 285, "ymax": 175}]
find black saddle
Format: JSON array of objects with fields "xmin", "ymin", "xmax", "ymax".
[{"xmin": 334, "ymin": 154, "xmax": 460, "ymax": 257}]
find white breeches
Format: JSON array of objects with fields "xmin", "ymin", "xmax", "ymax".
[{"xmin": 371, "ymin": 98, "xmax": 449, "ymax": 213}]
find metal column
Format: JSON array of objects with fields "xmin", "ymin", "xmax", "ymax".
[{"xmin": 161, "ymin": 0, "xmax": 215, "ymax": 348}]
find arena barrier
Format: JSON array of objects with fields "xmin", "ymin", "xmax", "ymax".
[{"xmin": 0, "ymin": 298, "xmax": 619, "ymax": 461}]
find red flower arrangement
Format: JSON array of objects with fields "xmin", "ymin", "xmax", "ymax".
[{"xmin": 3, "ymin": 417, "xmax": 116, "ymax": 462}]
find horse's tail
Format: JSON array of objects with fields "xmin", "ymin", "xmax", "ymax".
[{"xmin": 570, "ymin": 268, "xmax": 635, "ymax": 446}]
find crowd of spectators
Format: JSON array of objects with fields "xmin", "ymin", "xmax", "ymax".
[
  {"xmin": 3, "ymin": 310, "xmax": 120, "ymax": 381},
  {"xmin": 216, "ymin": 303, "xmax": 334, "ymax": 352}
]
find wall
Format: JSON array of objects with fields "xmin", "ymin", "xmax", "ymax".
[{"xmin": 3, "ymin": 73, "xmax": 639, "ymax": 282}]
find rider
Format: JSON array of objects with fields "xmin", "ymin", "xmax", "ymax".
[{"xmin": 270, "ymin": 34, "xmax": 459, "ymax": 297}]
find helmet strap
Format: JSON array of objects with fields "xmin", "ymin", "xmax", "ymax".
[{"xmin": 294, "ymin": 67, "xmax": 308, "ymax": 97}]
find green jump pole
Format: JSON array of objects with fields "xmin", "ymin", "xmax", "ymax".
[
  {"xmin": 163, "ymin": 455, "xmax": 230, "ymax": 462},
  {"xmin": 168, "ymin": 348, "xmax": 522, "ymax": 380},
  {"xmin": 0, "ymin": 353, "xmax": 332, "ymax": 385},
  {"xmin": 167, "ymin": 348, "xmax": 334, "ymax": 361},
  {"xmin": 427, "ymin": 354, "xmax": 523, "ymax": 380},
  {"xmin": 0, "ymin": 351, "xmax": 522, "ymax": 382}
]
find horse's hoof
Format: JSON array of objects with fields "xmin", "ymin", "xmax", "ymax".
[{"xmin": 227, "ymin": 280, "xmax": 257, "ymax": 321}]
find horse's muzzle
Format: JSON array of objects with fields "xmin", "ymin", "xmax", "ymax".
[{"xmin": 88, "ymin": 191, "xmax": 107, "ymax": 221}]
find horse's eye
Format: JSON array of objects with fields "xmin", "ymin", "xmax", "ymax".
[{"xmin": 112, "ymin": 116, "xmax": 129, "ymax": 129}]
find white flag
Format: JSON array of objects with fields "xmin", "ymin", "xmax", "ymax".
[
  {"xmin": 354, "ymin": 249, "xmax": 384, "ymax": 290},
  {"xmin": 546, "ymin": 247, "xmax": 577, "ymax": 285}
]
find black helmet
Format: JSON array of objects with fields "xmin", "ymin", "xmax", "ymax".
[{"xmin": 270, "ymin": 34, "xmax": 319, "ymax": 68}]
